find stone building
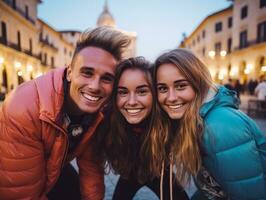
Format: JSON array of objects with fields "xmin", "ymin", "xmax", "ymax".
[
  {"xmin": 180, "ymin": 0, "xmax": 266, "ymax": 84},
  {"xmin": 0, "ymin": 0, "xmax": 74, "ymax": 91}
]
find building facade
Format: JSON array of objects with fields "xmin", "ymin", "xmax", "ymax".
[
  {"xmin": 0, "ymin": 0, "xmax": 75, "ymax": 92},
  {"xmin": 180, "ymin": 0, "xmax": 266, "ymax": 84}
]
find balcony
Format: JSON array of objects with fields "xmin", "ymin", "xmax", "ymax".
[
  {"xmin": 234, "ymin": 39, "xmax": 266, "ymax": 51},
  {"xmin": 0, "ymin": 37, "xmax": 41, "ymax": 60},
  {"xmin": 39, "ymin": 37, "xmax": 58, "ymax": 52},
  {"xmin": 2, "ymin": 0, "xmax": 36, "ymax": 25}
]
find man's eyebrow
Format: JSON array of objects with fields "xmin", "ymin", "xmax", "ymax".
[{"xmin": 80, "ymin": 66, "xmax": 94, "ymax": 71}]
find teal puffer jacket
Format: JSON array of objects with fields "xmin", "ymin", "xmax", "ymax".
[{"xmin": 194, "ymin": 86, "xmax": 266, "ymax": 200}]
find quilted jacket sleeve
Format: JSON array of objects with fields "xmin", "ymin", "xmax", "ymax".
[
  {"xmin": 77, "ymin": 141, "xmax": 104, "ymax": 200},
  {"xmin": 202, "ymin": 107, "xmax": 266, "ymax": 200},
  {"xmin": 0, "ymin": 83, "xmax": 45, "ymax": 199}
]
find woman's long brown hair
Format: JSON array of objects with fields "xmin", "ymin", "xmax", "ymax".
[
  {"xmin": 154, "ymin": 49, "xmax": 215, "ymax": 185},
  {"xmin": 104, "ymin": 57, "xmax": 166, "ymax": 183}
]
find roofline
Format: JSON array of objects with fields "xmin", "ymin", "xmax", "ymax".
[
  {"xmin": 184, "ymin": 5, "xmax": 233, "ymax": 42},
  {"xmin": 59, "ymin": 30, "xmax": 82, "ymax": 33}
]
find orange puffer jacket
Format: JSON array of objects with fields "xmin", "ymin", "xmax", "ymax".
[{"xmin": 0, "ymin": 67, "xmax": 104, "ymax": 200}]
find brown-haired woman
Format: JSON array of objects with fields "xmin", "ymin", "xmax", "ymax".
[
  {"xmin": 104, "ymin": 57, "xmax": 189, "ymax": 200},
  {"xmin": 154, "ymin": 48, "xmax": 266, "ymax": 200}
]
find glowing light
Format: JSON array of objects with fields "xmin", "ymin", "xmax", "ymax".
[
  {"xmin": 247, "ymin": 64, "xmax": 253, "ymax": 70},
  {"xmin": 208, "ymin": 51, "xmax": 215, "ymax": 58},
  {"xmin": 220, "ymin": 50, "xmax": 227, "ymax": 57},
  {"xmin": 244, "ymin": 68, "xmax": 250, "ymax": 74},
  {"xmin": 17, "ymin": 71, "xmax": 23, "ymax": 76},
  {"xmin": 27, "ymin": 65, "xmax": 33, "ymax": 72},
  {"xmin": 0, "ymin": 57, "xmax": 4, "ymax": 64},
  {"xmin": 229, "ymin": 67, "xmax": 238, "ymax": 76},
  {"xmin": 261, "ymin": 66, "xmax": 266, "ymax": 72},
  {"xmin": 218, "ymin": 69, "xmax": 227, "ymax": 80},
  {"xmin": 15, "ymin": 61, "xmax": 21, "ymax": 69}
]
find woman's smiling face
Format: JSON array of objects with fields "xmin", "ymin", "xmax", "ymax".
[
  {"xmin": 116, "ymin": 68, "xmax": 153, "ymax": 124},
  {"xmin": 156, "ymin": 63, "xmax": 196, "ymax": 119}
]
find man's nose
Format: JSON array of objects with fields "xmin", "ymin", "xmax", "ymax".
[{"xmin": 89, "ymin": 77, "xmax": 100, "ymax": 92}]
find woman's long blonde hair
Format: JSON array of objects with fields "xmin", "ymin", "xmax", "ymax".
[{"xmin": 154, "ymin": 49, "xmax": 215, "ymax": 184}]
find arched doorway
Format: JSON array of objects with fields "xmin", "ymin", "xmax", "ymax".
[
  {"xmin": 2, "ymin": 66, "xmax": 8, "ymax": 88},
  {"xmin": 239, "ymin": 61, "xmax": 247, "ymax": 84},
  {"xmin": 255, "ymin": 56, "xmax": 266, "ymax": 80}
]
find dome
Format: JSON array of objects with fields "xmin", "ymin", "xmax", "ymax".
[{"xmin": 97, "ymin": 1, "xmax": 116, "ymax": 27}]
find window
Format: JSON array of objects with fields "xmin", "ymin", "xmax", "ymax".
[
  {"xmin": 202, "ymin": 30, "xmax": 206, "ymax": 38},
  {"xmin": 215, "ymin": 22, "xmax": 222, "ymax": 32},
  {"xmin": 44, "ymin": 53, "xmax": 47, "ymax": 65},
  {"xmin": 1, "ymin": 21, "xmax": 7, "ymax": 44},
  {"xmin": 17, "ymin": 31, "xmax": 21, "ymax": 50},
  {"xmin": 64, "ymin": 48, "xmax": 67, "ymax": 54},
  {"xmin": 215, "ymin": 42, "xmax": 221, "ymax": 54},
  {"xmin": 202, "ymin": 47, "xmax": 205, "ymax": 56},
  {"xmin": 29, "ymin": 38, "xmax": 32, "ymax": 53},
  {"xmin": 228, "ymin": 17, "xmax": 233, "ymax": 28},
  {"xmin": 227, "ymin": 38, "xmax": 232, "ymax": 53},
  {"xmin": 239, "ymin": 30, "xmax": 248, "ymax": 48},
  {"xmin": 51, "ymin": 57, "xmax": 54, "ymax": 67},
  {"xmin": 197, "ymin": 35, "xmax": 200, "ymax": 42},
  {"xmin": 260, "ymin": 0, "xmax": 266, "ymax": 8},
  {"xmin": 241, "ymin": 6, "xmax": 248, "ymax": 19},
  {"xmin": 12, "ymin": 0, "xmax": 16, "ymax": 9},
  {"xmin": 25, "ymin": 5, "xmax": 29, "ymax": 19},
  {"xmin": 257, "ymin": 21, "xmax": 266, "ymax": 42}
]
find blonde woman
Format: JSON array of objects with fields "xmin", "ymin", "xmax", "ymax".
[{"xmin": 154, "ymin": 48, "xmax": 266, "ymax": 200}]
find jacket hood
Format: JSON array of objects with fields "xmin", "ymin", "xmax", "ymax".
[{"xmin": 200, "ymin": 86, "xmax": 240, "ymax": 118}]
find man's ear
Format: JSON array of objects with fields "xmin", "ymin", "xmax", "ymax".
[{"xmin": 66, "ymin": 65, "xmax": 72, "ymax": 82}]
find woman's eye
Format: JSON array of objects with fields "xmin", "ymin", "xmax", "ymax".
[
  {"xmin": 137, "ymin": 89, "xmax": 149, "ymax": 96},
  {"xmin": 117, "ymin": 90, "xmax": 128, "ymax": 96},
  {"xmin": 175, "ymin": 84, "xmax": 187, "ymax": 90},
  {"xmin": 157, "ymin": 86, "xmax": 167, "ymax": 93}
]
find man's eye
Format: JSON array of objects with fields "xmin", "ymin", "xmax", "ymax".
[
  {"xmin": 82, "ymin": 70, "xmax": 93, "ymax": 77},
  {"xmin": 101, "ymin": 76, "xmax": 114, "ymax": 83},
  {"xmin": 157, "ymin": 86, "xmax": 167, "ymax": 93}
]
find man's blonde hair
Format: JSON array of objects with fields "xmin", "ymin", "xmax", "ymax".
[{"xmin": 72, "ymin": 26, "xmax": 131, "ymax": 63}]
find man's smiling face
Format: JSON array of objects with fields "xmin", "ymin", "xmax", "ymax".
[{"xmin": 66, "ymin": 46, "xmax": 117, "ymax": 115}]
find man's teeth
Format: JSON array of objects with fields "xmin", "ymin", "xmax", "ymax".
[
  {"xmin": 83, "ymin": 93, "xmax": 100, "ymax": 101},
  {"xmin": 169, "ymin": 104, "xmax": 183, "ymax": 109},
  {"xmin": 126, "ymin": 109, "xmax": 142, "ymax": 114}
]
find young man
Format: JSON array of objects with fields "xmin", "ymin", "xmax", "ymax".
[{"xmin": 0, "ymin": 26, "xmax": 130, "ymax": 200}]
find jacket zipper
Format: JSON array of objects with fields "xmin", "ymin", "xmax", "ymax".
[{"xmin": 40, "ymin": 115, "xmax": 69, "ymax": 191}]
